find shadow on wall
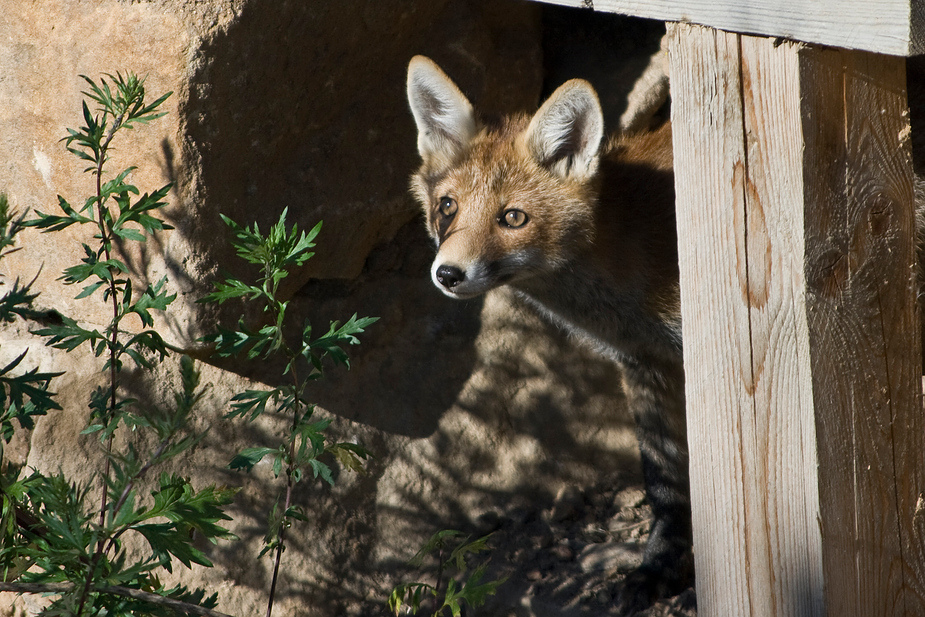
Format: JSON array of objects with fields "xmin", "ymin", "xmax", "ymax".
[
  {"xmin": 130, "ymin": 1, "xmax": 672, "ymax": 613},
  {"xmin": 285, "ymin": 218, "xmax": 486, "ymax": 439},
  {"xmin": 167, "ymin": 0, "xmax": 669, "ymax": 439},
  {"xmin": 162, "ymin": 0, "xmax": 548, "ymax": 438},
  {"xmin": 176, "ymin": 0, "xmax": 544, "ymax": 291},
  {"xmin": 541, "ymin": 6, "xmax": 667, "ymax": 130}
]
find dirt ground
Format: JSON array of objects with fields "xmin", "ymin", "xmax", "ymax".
[{"xmin": 467, "ymin": 474, "xmax": 696, "ymax": 617}]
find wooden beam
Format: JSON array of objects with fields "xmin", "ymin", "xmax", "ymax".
[
  {"xmin": 800, "ymin": 45, "xmax": 925, "ymax": 617},
  {"xmin": 668, "ymin": 22, "xmax": 925, "ymax": 616},
  {"xmin": 538, "ymin": 0, "xmax": 924, "ymax": 56}
]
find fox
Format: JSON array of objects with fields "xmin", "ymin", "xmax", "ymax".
[{"xmin": 406, "ymin": 55, "xmax": 690, "ymax": 613}]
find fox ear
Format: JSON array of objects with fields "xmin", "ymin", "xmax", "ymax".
[
  {"xmin": 524, "ymin": 80, "xmax": 603, "ymax": 181},
  {"xmin": 407, "ymin": 56, "xmax": 478, "ymax": 165}
]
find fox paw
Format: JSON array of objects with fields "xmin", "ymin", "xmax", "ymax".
[
  {"xmin": 615, "ymin": 562, "xmax": 694, "ymax": 616},
  {"xmin": 615, "ymin": 568, "xmax": 664, "ymax": 615}
]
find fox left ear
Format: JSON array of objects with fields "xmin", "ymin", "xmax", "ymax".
[
  {"xmin": 524, "ymin": 80, "xmax": 604, "ymax": 181},
  {"xmin": 407, "ymin": 56, "xmax": 478, "ymax": 167}
]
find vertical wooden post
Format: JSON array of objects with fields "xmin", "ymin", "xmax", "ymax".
[{"xmin": 668, "ymin": 22, "xmax": 925, "ymax": 616}]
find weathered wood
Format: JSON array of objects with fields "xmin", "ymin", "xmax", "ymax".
[
  {"xmin": 669, "ymin": 21, "xmax": 925, "ymax": 617},
  {"xmin": 668, "ymin": 26, "xmax": 749, "ymax": 614},
  {"xmin": 539, "ymin": 0, "xmax": 924, "ymax": 56},
  {"xmin": 668, "ymin": 24, "xmax": 823, "ymax": 616},
  {"xmin": 800, "ymin": 45, "xmax": 925, "ymax": 617}
]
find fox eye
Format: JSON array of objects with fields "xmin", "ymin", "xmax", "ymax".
[
  {"xmin": 500, "ymin": 209, "xmax": 528, "ymax": 228},
  {"xmin": 438, "ymin": 196, "xmax": 457, "ymax": 217}
]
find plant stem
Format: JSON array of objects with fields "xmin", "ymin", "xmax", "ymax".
[
  {"xmin": 77, "ymin": 368, "xmax": 172, "ymax": 617},
  {"xmin": 265, "ymin": 348, "xmax": 302, "ymax": 617},
  {"xmin": 103, "ymin": 436, "xmax": 171, "ymax": 555},
  {"xmin": 77, "ymin": 110, "xmax": 125, "ymax": 617},
  {"xmin": 434, "ymin": 546, "xmax": 444, "ymax": 617},
  {"xmin": 74, "ymin": 540, "xmax": 104, "ymax": 617},
  {"xmin": 264, "ymin": 479, "xmax": 291, "ymax": 617},
  {"xmin": 95, "ymin": 111, "xmax": 125, "ymax": 532}
]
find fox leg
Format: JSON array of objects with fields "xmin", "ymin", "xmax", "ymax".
[{"xmin": 617, "ymin": 355, "xmax": 694, "ymax": 612}]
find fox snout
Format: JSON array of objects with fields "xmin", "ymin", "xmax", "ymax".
[
  {"xmin": 430, "ymin": 252, "xmax": 539, "ymax": 299},
  {"xmin": 430, "ymin": 260, "xmax": 484, "ymax": 299},
  {"xmin": 434, "ymin": 264, "xmax": 464, "ymax": 289}
]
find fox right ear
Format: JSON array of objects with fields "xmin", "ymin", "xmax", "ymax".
[
  {"xmin": 524, "ymin": 80, "xmax": 604, "ymax": 182},
  {"xmin": 407, "ymin": 56, "xmax": 477, "ymax": 165}
]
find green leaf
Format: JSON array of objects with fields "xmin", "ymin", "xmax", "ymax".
[
  {"xmin": 148, "ymin": 474, "xmax": 237, "ymax": 539},
  {"xmin": 59, "ymin": 243, "xmax": 127, "ymax": 287},
  {"xmin": 295, "ymin": 417, "xmax": 330, "ymax": 450},
  {"xmin": 328, "ymin": 442, "xmax": 371, "ymax": 475},
  {"xmin": 99, "ymin": 167, "xmax": 138, "ymax": 200},
  {"xmin": 213, "ymin": 211, "xmax": 320, "ymax": 294},
  {"xmin": 447, "ymin": 563, "xmax": 507, "ymax": 612},
  {"xmin": 113, "ymin": 183, "xmax": 173, "ymax": 240},
  {"xmin": 23, "ymin": 196, "xmax": 94, "ymax": 232},
  {"xmin": 0, "ymin": 277, "xmax": 40, "ymax": 323},
  {"xmin": 0, "ymin": 350, "xmax": 62, "ymax": 442},
  {"xmin": 33, "ymin": 315, "xmax": 105, "ymax": 352},
  {"xmin": 449, "ymin": 533, "xmax": 493, "ymax": 571},
  {"xmin": 135, "ymin": 522, "xmax": 211, "ymax": 571},
  {"xmin": 283, "ymin": 505, "xmax": 308, "ymax": 523},
  {"xmin": 308, "ymin": 459, "xmax": 334, "ymax": 486},
  {"xmin": 199, "ymin": 277, "xmax": 262, "ymax": 305},
  {"xmin": 129, "ymin": 476, "xmax": 237, "ymax": 571},
  {"xmin": 408, "ymin": 530, "xmax": 465, "ymax": 568},
  {"xmin": 388, "ymin": 585, "xmax": 404, "ymax": 616},
  {"xmin": 229, "ymin": 446, "xmax": 278, "ymax": 472},
  {"xmin": 388, "ymin": 582, "xmax": 433, "ymax": 616},
  {"xmin": 271, "ymin": 453, "xmax": 283, "ymax": 478},
  {"xmin": 225, "ymin": 388, "xmax": 277, "ymax": 421},
  {"xmin": 74, "ymin": 279, "xmax": 106, "ymax": 299},
  {"xmin": 110, "ymin": 226, "xmax": 146, "ymax": 242},
  {"xmin": 201, "ymin": 321, "xmax": 279, "ymax": 360},
  {"xmin": 307, "ymin": 313, "xmax": 378, "ymax": 369},
  {"xmin": 127, "ymin": 276, "xmax": 176, "ymax": 327},
  {"xmin": 443, "ymin": 578, "xmax": 461, "ymax": 617},
  {"xmin": 123, "ymin": 330, "xmax": 170, "ymax": 367}
]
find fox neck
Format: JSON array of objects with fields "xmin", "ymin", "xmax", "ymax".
[{"xmin": 508, "ymin": 258, "xmax": 683, "ymax": 366}]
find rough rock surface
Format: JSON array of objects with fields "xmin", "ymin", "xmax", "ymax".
[{"xmin": 0, "ymin": 1, "xmax": 686, "ymax": 615}]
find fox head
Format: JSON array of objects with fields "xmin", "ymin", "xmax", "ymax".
[{"xmin": 407, "ymin": 56, "xmax": 604, "ymax": 299}]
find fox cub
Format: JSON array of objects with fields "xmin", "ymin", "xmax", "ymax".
[{"xmin": 406, "ymin": 56, "xmax": 689, "ymax": 610}]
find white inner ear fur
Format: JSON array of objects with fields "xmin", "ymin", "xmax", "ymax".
[
  {"xmin": 525, "ymin": 80, "xmax": 604, "ymax": 181},
  {"xmin": 407, "ymin": 56, "xmax": 477, "ymax": 164}
]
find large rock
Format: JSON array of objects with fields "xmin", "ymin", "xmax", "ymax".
[{"xmin": 0, "ymin": 2, "xmax": 664, "ymax": 615}]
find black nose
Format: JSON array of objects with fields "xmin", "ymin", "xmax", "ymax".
[{"xmin": 436, "ymin": 265, "xmax": 464, "ymax": 288}]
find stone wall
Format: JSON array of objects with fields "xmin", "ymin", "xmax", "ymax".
[{"xmin": 0, "ymin": 2, "xmax": 664, "ymax": 615}]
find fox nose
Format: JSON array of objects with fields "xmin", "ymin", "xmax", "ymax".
[{"xmin": 435, "ymin": 264, "xmax": 464, "ymax": 289}]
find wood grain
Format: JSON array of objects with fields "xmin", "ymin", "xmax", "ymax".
[
  {"xmin": 738, "ymin": 33, "xmax": 827, "ymax": 617},
  {"xmin": 669, "ymin": 24, "xmax": 824, "ymax": 616},
  {"xmin": 538, "ymin": 0, "xmax": 924, "ymax": 56},
  {"xmin": 667, "ymin": 24, "xmax": 747, "ymax": 615},
  {"xmin": 669, "ymin": 21, "xmax": 925, "ymax": 616},
  {"xmin": 800, "ymin": 46, "xmax": 925, "ymax": 617}
]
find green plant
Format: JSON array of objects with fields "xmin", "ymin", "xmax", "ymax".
[
  {"xmin": 0, "ymin": 73, "xmax": 236, "ymax": 617},
  {"xmin": 388, "ymin": 530, "xmax": 507, "ymax": 617},
  {"xmin": 0, "ymin": 193, "xmax": 64, "ymax": 588},
  {"xmin": 200, "ymin": 210, "xmax": 377, "ymax": 617},
  {"xmin": 0, "ymin": 194, "xmax": 62, "ymax": 447}
]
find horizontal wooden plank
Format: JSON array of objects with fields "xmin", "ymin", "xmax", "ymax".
[{"xmin": 537, "ymin": 0, "xmax": 923, "ymax": 56}]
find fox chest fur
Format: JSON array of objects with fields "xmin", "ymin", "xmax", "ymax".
[{"xmin": 407, "ymin": 55, "xmax": 692, "ymax": 610}]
